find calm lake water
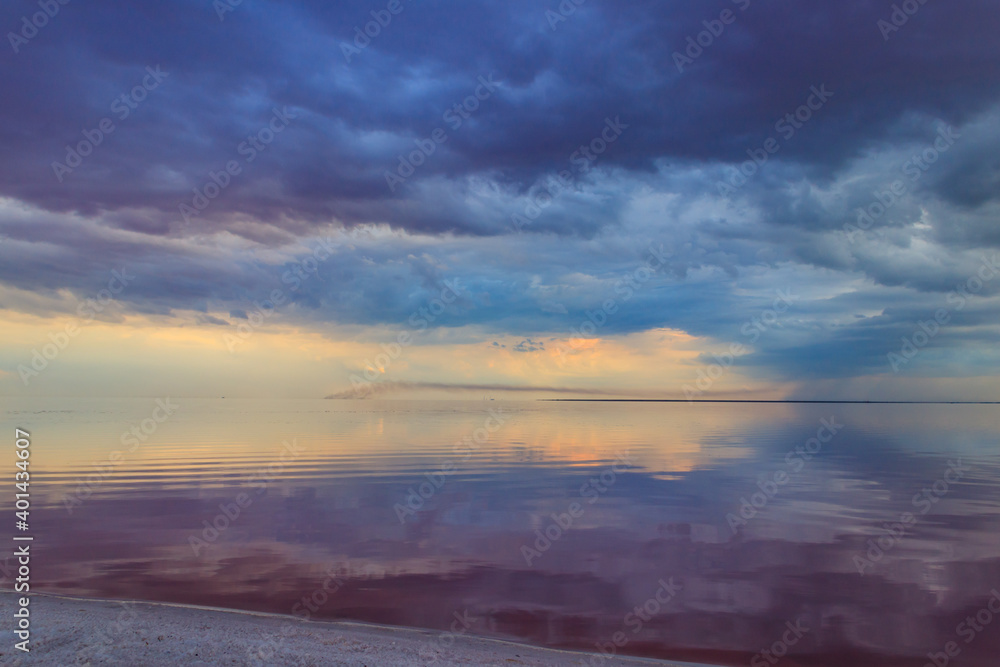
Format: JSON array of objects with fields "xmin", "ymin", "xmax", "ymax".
[{"xmin": 3, "ymin": 398, "xmax": 1000, "ymax": 666}]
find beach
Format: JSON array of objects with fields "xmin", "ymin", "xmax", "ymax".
[{"xmin": 0, "ymin": 592, "xmax": 714, "ymax": 666}]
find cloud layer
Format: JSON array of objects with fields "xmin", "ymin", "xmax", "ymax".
[{"xmin": 2, "ymin": 0, "xmax": 1000, "ymax": 395}]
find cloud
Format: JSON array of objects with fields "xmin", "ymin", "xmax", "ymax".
[
  {"xmin": 512, "ymin": 338, "xmax": 545, "ymax": 352},
  {"xmin": 2, "ymin": 0, "xmax": 1000, "ymax": 393},
  {"xmin": 1, "ymin": 1, "xmax": 999, "ymax": 238},
  {"xmin": 324, "ymin": 380, "xmax": 626, "ymax": 400}
]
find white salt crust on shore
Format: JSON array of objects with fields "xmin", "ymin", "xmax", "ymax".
[{"xmin": 0, "ymin": 592, "xmax": 721, "ymax": 666}]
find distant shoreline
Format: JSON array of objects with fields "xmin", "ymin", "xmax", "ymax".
[{"xmin": 541, "ymin": 399, "xmax": 1000, "ymax": 404}]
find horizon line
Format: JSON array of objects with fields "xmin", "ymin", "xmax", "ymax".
[{"xmin": 540, "ymin": 399, "xmax": 1000, "ymax": 404}]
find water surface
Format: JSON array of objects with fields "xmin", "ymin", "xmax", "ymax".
[{"xmin": 4, "ymin": 398, "xmax": 999, "ymax": 665}]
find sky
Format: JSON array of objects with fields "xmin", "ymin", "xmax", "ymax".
[{"xmin": 1, "ymin": 0, "xmax": 1000, "ymax": 400}]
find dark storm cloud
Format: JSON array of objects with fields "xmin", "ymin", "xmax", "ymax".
[{"xmin": 2, "ymin": 0, "xmax": 1000, "ymax": 236}]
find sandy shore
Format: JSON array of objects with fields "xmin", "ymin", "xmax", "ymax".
[{"xmin": 0, "ymin": 592, "xmax": 719, "ymax": 666}]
